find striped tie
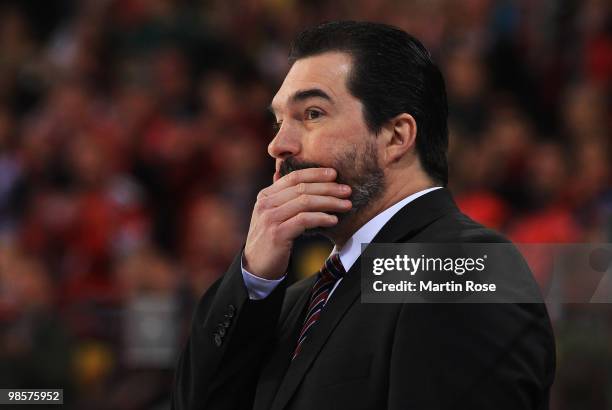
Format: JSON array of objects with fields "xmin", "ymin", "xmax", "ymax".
[{"xmin": 292, "ymin": 252, "xmax": 346, "ymax": 360}]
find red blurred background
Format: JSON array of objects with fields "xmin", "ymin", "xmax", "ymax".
[{"xmin": 0, "ymin": 0, "xmax": 610, "ymax": 409}]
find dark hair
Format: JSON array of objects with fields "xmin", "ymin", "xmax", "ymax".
[{"xmin": 289, "ymin": 21, "xmax": 449, "ymax": 186}]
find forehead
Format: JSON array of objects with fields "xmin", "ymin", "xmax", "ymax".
[{"xmin": 271, "ymin": 52, "xmax": 353, "ymax": 112}]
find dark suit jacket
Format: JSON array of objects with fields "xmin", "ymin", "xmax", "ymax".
[{"xmin": 172, "ymin": 188, "xmax": 556, "ymax": 410}]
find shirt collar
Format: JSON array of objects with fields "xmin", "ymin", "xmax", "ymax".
[{"xmin": 333, "ymin": 186, "xmax": 442, "ymax": 271}]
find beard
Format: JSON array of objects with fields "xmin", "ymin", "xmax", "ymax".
[{"xmin": 278, "ymin": 139, "xmax": 385, "ymax": 237}]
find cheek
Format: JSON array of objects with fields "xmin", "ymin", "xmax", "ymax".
[{"xmin": 304, "ymin": 119, "xmax": 369, "ymax": 161}]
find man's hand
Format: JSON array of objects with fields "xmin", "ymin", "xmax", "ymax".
[{"xmin": 243, "ymin": 168, "xmax": 352, "ymax": 280}]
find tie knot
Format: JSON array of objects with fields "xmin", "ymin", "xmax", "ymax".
[{"xmin": 320, "ymin": 253, "xmax": 346, "ymax": 281}]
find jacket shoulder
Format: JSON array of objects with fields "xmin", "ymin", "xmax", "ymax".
[{"xmin": 415, "ymin": 209, "xmax": 510, "ymax": 244}]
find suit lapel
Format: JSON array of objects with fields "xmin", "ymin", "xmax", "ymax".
[
  {"xmin": 253, "ymin": 278, "xmax": 315, "ymax": 410},
  {"xmin": 269, "ymin": 188, "xmax": 458, "ymax": 410},
  {"xmin": 370, "ymin": 188, "xmax": 458, "ymax": 245},
  {"xmin": 269, "ymin": 258, "xmax": 362, "ymax": 410}
]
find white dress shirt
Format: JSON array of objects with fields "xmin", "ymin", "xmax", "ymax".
[{"xmin": 242, "ymin": 186, "xmax": 442, "ymax": 299}]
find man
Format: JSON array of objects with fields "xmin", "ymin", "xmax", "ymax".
[{"xmin": 173, "ymin": 21, "xmax": 555, "ymax": 409}]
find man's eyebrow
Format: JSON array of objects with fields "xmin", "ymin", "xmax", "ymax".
[
  {"xmin": 268, "ymin": 88, "xmax": 333, "ymax": 115},
  {"xmin": 290, "ymin": 88, "xmax": 333, "ymax": 104}
]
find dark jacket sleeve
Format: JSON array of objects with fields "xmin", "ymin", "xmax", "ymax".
[{"xmin": 172, "ymin": 252, "xmax": 286, "ymax": 410}]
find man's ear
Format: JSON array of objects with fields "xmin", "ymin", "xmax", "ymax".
[{"xmin": 381, "ymin": 113, "xmax": 417, "ymax": 164}]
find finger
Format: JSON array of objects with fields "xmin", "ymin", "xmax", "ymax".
[
  {"xmin": 265, "ymin": 182, "xmax": 351, "ymax": 207},
  {"xmin": 261, "ymin": 168, "xmax": 337, "ymax": 198},
  {"xmin": 277, "ymin": 212, "xmax": 338, "ymax": 239},
  {"xmin": 270, "ymin": 194, "xmax": 352, "ymax": 223},
  {"xmin": 273, "ymin": 161, "xmax": 281, "ymax": 183}
]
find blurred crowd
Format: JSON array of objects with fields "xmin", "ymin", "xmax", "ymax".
[{"xmin": 0, "ymin": 0, "xmax": 610, "ymax": 409}]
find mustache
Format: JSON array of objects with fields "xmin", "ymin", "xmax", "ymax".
[{"xmin": 279, "ymin": 157, "xmax": 326, "ymax": 178}]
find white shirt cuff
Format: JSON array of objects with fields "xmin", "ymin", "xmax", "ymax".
[{"xmin": 241, "ymin": 256, "xmax": 286, "ymax": 300}]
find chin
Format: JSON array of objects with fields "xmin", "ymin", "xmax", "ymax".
[
  {"xmin": 302, "ymin": 225, "xmax": 336, "ymax": 239},
  {"xmin": 302, "ymin": 210, "xmax": 355, "ymax": 240}
]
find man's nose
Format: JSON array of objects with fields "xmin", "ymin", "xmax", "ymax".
[{"xmin": 268, "ymin": 125, "xmax": 301, "ymax": 159}]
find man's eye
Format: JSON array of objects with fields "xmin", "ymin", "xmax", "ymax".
[
  {"xmin": 305, "ymin": 109, "xmax": 323, "ymax": 120},
  {"xmin": 272, "ymin": 121, "xmax": 282, "ymax": 134}
]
